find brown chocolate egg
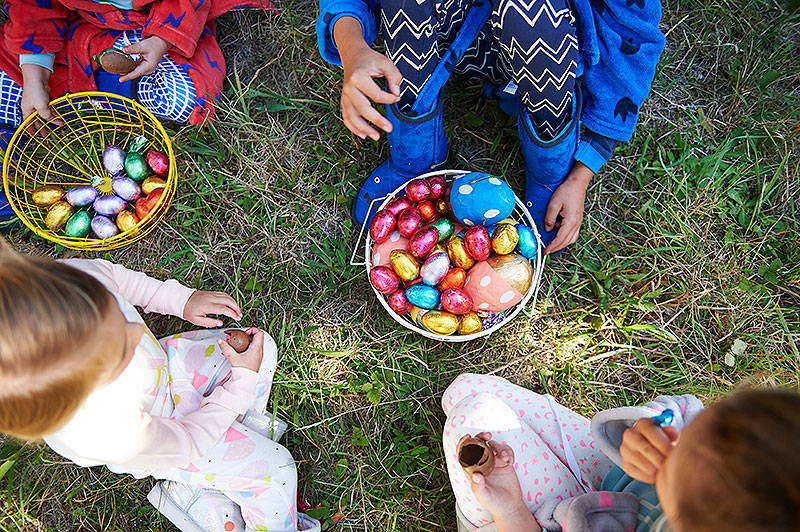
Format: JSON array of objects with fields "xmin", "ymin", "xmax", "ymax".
[
  {"xmin": 427, "ymin": 175, "xmax": 446, "ymax": 200},
  {"xmin": 491, "ymin": 223, "xmax": 519, "ymax": 255},
  {"xmin": 420, "ymin": 310, "xmax": 460, "ymax": 335},
  {"xmin": 32, "ymin": 185, "xmax": 65, "ymax": 207},
  {"xmin": 487, "ymin": 253, "xmax": 533, "ymax": 294},
  {"xmin": 384, "ymin": 196, "xmax": 412, "ymax": 216},
  {"xmin": 458, "ymin": 312, "xmax": 483, "ymax": 335},
  {"xmin": 224, "ymin": 329, "xmax": 251, "ymax": 353},
  {"xmin": 96, "ymin": 48, "xmax": 140, "ymax": 74},
  {"xmin": 397, "ymin": 206, "xmax": 423, "ymax": 238},
  {"xmin": 369, "ymin": 265, "xmax": 400, "ymax": 294},
  {"xmin": 446, "ymin": 236, "xmax": 475, "ymax": 270},
  {"xmin": 440, "ymin": 288, "xmax": 473, "ymax": 315},
  {"xmin": 457, "ymin": 437, "xmax": 495, "ymax": 475},
  {"xmin": 465, "ymin": 225, "xmax": 491, "ymax": 261},
  {"xmin": 370, "ymin": 210, "xmax": 396, "ymax": 243},
  {"xmin": 405, "ymin": 179, "xmax": 431, "ymax": 202},
  {"xmin": 45, "ymin": 201, "xmax": 73, "ymax": 231},
  {"xmin": 389, "ymin": 250, "xmax": 420, "ymax": 282},
  {"xmin": 408, "ymin": 225, "xmax": 439, "ymax": 259},
  {"xmin": 417, "ymin": 200, "xmax": 438, "ymax": 223},
  {"xmin": 438, "ymin": 267, "xmax": 467, "ymax": 291}
]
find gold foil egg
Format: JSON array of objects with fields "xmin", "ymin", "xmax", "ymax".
[
  {"xmin": 458, "ymin": 312, "xmax": 483, "ymax": 335},
  {"xmin": 116, "ymin": 210, "xmax": 140, "ymax": 232},
  {"xmin": 491, "ymin": 224, "xmax": 519, "ymax": 255},
  {"xmin": 141, "ymin": 176, "xmax": 167, "ymax": 195},
  {"xmin": 389, "ymin": 250, "xmax": 420, "ymax": 282},
  {"xmin": 447, "ymin": 236, "xmax": 475, "ymax": 270},
  {"xmin": 32, "ymin": 185, "xmax": 65, "ymax": 207},
  {"xmin": 486, "ymin": 253, "xmax": 533, "ymax": 294},
  {"xmin": 420, "ymin": 310, "xmax": 460, "ymax": 335},
  {"xmin": 45, "ymin": 201, "xmax": 73, "ymax": 231}
]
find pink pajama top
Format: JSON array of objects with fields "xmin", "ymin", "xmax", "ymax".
[{"xmin": 44, "ymin": 259, "xmax": 259, "ymax": 475}]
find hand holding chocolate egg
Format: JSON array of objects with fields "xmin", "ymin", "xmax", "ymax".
[{"xmin": 219, "ymin": 327, "xmax": 264, "ymax": 372}]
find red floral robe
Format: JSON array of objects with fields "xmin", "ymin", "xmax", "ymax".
[{"xmin": 0, "ymin": 0, "xmax": 275, "ymax": 124}]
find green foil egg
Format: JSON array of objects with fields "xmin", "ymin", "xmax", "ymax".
[
  {"xmin": 125, "ymin": 152, "xmax": 148, "ymax": 181},
  {"xmin": 428, "ymin": 218, "xmax": 454, "ymax": 242},
  {"xmin": 64, "ymin": 211, "xmax": 91, "ymax": 238}
]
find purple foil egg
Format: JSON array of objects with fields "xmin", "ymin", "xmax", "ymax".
[
  {"xmin": 91, "ymin": 215, "xmax": 119, "ymax": 239},
  {"xmin": 93, "ymin": 195, "xmax": 127, "ymax": 216},
  {"xmin": 420, "ymin": 251, "xmax": 451, "ymax": 286},
  {"xmin": 64, "ymin": 185, "xmax": 99, "ymax": 207},
  {"xmin": 111, "ymin": 176, "xmax": 142, "ymax": 201},
  {"xmin": 103, "ymin": 145, "xmax": 125, "ymax": 176}
]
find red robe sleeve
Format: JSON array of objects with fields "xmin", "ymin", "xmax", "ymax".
[
  {"xmin": 142, "ymin": 0, "xmax": 212, "ymax": 58},
  {"xmin": 3, "ymin": 0, "xmax": 70, "ymax": 57}
]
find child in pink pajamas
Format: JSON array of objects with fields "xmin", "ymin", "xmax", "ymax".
[{"xmin": 0, "ymin": 248, "xmax": 319, "ymax": 532}]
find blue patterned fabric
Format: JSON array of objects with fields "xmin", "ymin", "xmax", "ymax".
[{"xmin": 0, "ymin": 71, "xmax": 23, "ymax": 127}]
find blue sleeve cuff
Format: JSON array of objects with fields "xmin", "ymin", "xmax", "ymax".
[
  {"xmin": 316, "ymin": 1, "xmax": 377, "ymax": 66},
  {"xmin": 574, "ymin": 130, "xmax": 620, "ymax": 174},
  {"xmin": 20, "ymin": 53, "xmax": 55, "ymax": 72}
]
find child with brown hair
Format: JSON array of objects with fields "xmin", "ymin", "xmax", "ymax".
[
  {"xmin": 442, "ymin": 373, "xmax": 800, "ymax": 531},
  {"xmin": 0, "ymin": 245, "xmax": 319, "ymax": 532}
]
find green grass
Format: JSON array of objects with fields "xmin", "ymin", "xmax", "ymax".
[{"xmin": 1, "ymin": 0, "xmax": 799, "ymax": 530}]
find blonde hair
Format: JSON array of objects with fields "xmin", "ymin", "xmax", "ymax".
[{"xmin": 0, "ymin": 242, "xmax": 114, "ymax": 440}]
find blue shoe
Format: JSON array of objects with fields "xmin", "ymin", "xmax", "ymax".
[
  {"xmin": 0, "ymin": 128, "xmax": 18, "ymax": 227},
  {"xmin": 483, "ymin": 82, "xmax": 521, "ymax": 118},
  {"xmin": 352, "ymin": 99, "xmax": 447, "ymax": 227},
  {"xmin": 518, "ymin": 92, "xmax": 581, "ymax": 246}
]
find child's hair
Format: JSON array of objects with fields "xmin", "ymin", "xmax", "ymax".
[
  {"xmin": 0, "ymin": 242, "xmax": 114, "ymax": 440},
  {"xmin": 673, "ymin": 389, "xmax": 800, "ymax": 531}
]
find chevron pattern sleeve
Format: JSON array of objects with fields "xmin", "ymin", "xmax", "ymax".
[
  {"xmin": 317, "ymin": 0, "xmax": 379, "ymax": 65},
  {"xmin": 578, "ymin": 0, "xmax": 666, "ymax": 142},
  {"xmin": 143, "ymin": 0, "xmax": 213, "ymax": 58},
  {"xmin": 3, "ymin": 0, "xmax": 70, "ymax": 60}
]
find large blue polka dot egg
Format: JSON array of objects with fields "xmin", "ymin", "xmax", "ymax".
[{"xmin": 449, "ymin": 172, "xmax": 516, "ymax": 226}]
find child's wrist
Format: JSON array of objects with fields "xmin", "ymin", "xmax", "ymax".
[
  {"xmin": 334, "ymin": 17, "xmax": 369, "ymax": 63},
  {"xmin": 566, "ymin": 161, "xmax": 594, "ymax": 187},
  {"xmin": 21, "ymin": 63, "xmax": 51, "ymax": 83}
]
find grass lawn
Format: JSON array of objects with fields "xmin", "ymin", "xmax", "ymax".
[{"xmin": 1, "ymin": 0, "xmax": 799, "ymax": 530}]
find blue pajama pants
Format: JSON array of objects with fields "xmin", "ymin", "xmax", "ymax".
[{"xmin": 380, "ymin": 0, "xmax": 579, "ymax": 140}]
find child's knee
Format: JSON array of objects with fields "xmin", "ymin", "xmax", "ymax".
[
  {"xmin": 442, "ymin": 373, "xmax": 512, "ymax": 414},
  {"xmin": 257, "ymin": 332, "xmax": 278, "ymax": 380}
]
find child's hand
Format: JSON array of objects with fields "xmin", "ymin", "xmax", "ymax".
[
  {"xmin": 334, "ymin": 16, "xmax": 402, "ymax": 140},
  {"xmin": 218, "ymin": 327, "xmax": 264, "ymax": 372},
  {"xmin": 463, "ymin": 433, "xmax": 526, "ymax": 519},
  {"xmin": 118, "ymin": 36, "xmax": 171, "ymax": 82},
  {"xmin": 20, "ymin": 64, "xmax": 63, "ymax": 131},
  {"xmin": 183, "ymin": 291, "xmax": 243, "ymax": 327},
  {"xmin": 543, "ymin": 162, "xmax": 593, "ymax": 255},
  {"xmin": 620, "ymin": 417, "xmax": 679, "ymax": 484}
]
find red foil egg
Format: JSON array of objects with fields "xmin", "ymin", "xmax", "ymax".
[
  {"xmin": 438, "ymin": 267, "xmax": 467, "ymax": 291},
  {"xmin": 405, "ymin": 179, "xmax": 431, "ymax": 202},
  {"xmin": 397, "ymin": 206, "xmax": 423, "ymax": 237},
  {"xmin": 145, "ymin": 149, "xmax": 169, "ymax": 176},
  {"xmin": 385, "ymin": 196, "xmax": 413, "ymax": 216},
  {"xmin": 417, "ymin": 200, "xmax": 438, "ymax": 223},
  {"xmin": 388, "ymin": 290, "xmax": 413, "ymax": 314},
  {"xmin": 134, "ymin": 188, "xmax": 164, "ymax": 220},
  {"xmin": 465, "ymin": 225, "xmax": 492, "ymax": 261},
  {"xmin": 408, "ymin": 225, "xmax": 439, "ymax": 258},
  {"xmin": 369, "ymin": 266, "xmax": 400, "ymax": 294},
  {"xmin": 370, "ymin": 210, "xmax": 397, "ymax": 243},
  {"xmin": 440, "ymin": 288, "xmax": 474, "ymax": 315},
  {"xmin": 428, "ymin": 175, "xmax": 446, "ymax": 200}
]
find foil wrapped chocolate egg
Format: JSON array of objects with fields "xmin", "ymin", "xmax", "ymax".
[
  {"xmin": 45, "ymin": 201, "xmax": 73, "ymax": 231},
  {"xmin": 135, "ymin": 188, "xmax": 164, "ymax": 220},
  {"xmin": 389, "ymin": 250, "xmax": 420, "ymax": 282},
  {"xmin": 125, "ymin": 151, "xmax": 149, "ymax": 181},
  {"xmin": 116, "ymin": 210, "xmax": 140, "ymax": 232},
  {"xmin": 429, "ymin": 218, "xmax": 454, "ymax": 242},
  {"xmin": 225, "ymin": 329, "xmax": 252, "ymax": 353},
  {"xmin": 438, "ymin": 267, "xmax": 467, "ymax": 291},
  {"xmin": 440, "ymin": 288, "xmax": 473, "ymax": 315},
  {"xmin": 93, "ymin": 195, "xmax": 127, "ymax": 216},
  {"xmin": 384, "ymin": 196, "xmax": 412, "ymax": 217},
  {"xmin": 458, "ymin": 312, "xmax": 483, "ymax": 335},
  {"xmin": 369, "ymin": 265, "xmax": 400, "ymax": 294},
  {"xmin": 408, "ymin": 226, "xmax": 439, "ymax": 259},
  {"xmin": 91, "ymin": 215, "xmax": 119, "ymax": 239},
  {"xmin": 435, "ymin": 199, "xmax": 450, "ymax": 214},
  {"xmin": 145, "ymin": 149, "xmax": 169, "ymax": 176},
  {"xmin": 32, "ymin": 185, "xmax": 65, "ymax": 207},
  {"xmin": 102, "ymin": 145, "xmax": 125, "ymax": 176},
  {"xmin": 427, "ymin": 175, "xmax": 446, "ymax": 200},
  {"xmin": 405, "ymin": 179, "xmax": 431, "ymax": 202},
  {"xmin": 492, "ymin": 224, "xmax": 519, "ymax": 255},
  {"xmin": 450, "ymin": 172, "xmax": 515, "ymax": 226},
  {"xmin": 417, "ymin": 200, "xmax": 438, "ymax": 223},
  {"xmin": 420, "ymin": 310, "xmax": 459, "ymax": 335},
  {"xmin": 370, "ymin": 209, "xmax": 397, "ymax": 244},
  {"xmin": 388, "ymin": 290, "xmax": 413, "ymax": 315},
  {"xmin": 142, "ymin": 176, "xmax": 167, "ymax": 195},
  {"xmin": 486, "ymin": 254, "xmax": 532, "ymax": 294},
  {"xmin": 111, "ymin": 177, "xmax": 142, "ymax": 202},
  {"xmin": 428, "ymin": 243, "xmax": 447, "ymax": 258},
  {"xmin": 446, "ymin": 236, "xmax": 475, "ymax": 270},
  {"xmin": 516, "ymin": 224, "xmax": 538, "ymax": 259},
  {"xmin": 129, "ymin": 135, "xmax": 149, "ymax": 153},
  {"xmin": 464, "ymin": 225, "xmax": 491, "ymax": 261},
  {"xmin": 63, "ymin": 210, "xmax": 91, "ymax": 237},
  {"xmin": 420, "ymin": 251, "xmax": 450, "ymax": 286},
  {"xmin": 397, "ymin": 206, "xmax": 423, "ymax": 238},
  {"xmin": 405, "ymin": 284, "xmax": 440, "ymax": 309},
  {"xmin": 64, "ymin": 185, "xmax": 99, "ymax": 207}
]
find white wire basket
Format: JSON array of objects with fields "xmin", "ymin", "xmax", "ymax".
[{"xmin": 352, "ymin": 169, "xmax": 545, "ymax": 342}]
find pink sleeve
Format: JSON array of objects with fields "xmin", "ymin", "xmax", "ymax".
[{"xmin": 60, "ymin": 258, "xmax": 195, "ymax": 317}]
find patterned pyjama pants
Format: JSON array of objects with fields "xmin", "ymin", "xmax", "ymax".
[
  {"xmin": 442, "ymin": 373, "xmax": 614, "ymax": 528},
  {"xmin": 380, "ymin": 0, "xmax": 579, "ymax": 140}
]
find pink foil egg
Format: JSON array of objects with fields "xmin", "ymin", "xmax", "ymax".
[
  {"xmin": 388, "ymin": 290, "xmax": 413, "ymax": 315},
  {"xmin": 111, "ymin": 176, "xmax": 142, "ymax": 202},
  {"xmin": 465, "ymin": 225, "xmax": 492, "ymax": 261},
  {"xmin": 91, "ymin": 215, "xmax": 119, "ymax": 239},
  {"xmin": 370, "ymin": 210, "xmax": 397, "ymax": 244},
  {"xmin": 408, "ymin": 225, "xmax": 439, "ymax": 259},
  {"xmin": 145, "ymin": 149, "xmax": 169, "ymax": 176},
  {"xmin": 427, "ymin": 175, "xmax": 446, "ymax": 200},
  {"xmin": 441, "ymin": 288, "xmax": 474, "ymax": 315},
  {"xmin": 384, "ymin": 196, "xmax": 413, "ymax": 216},
  {"xmin": 64, "ymin": 185, "xmax": 99, "ymax": 207},
  {"xmin": 93, "ymin": 195, "xmax": 127, "ymax": 216},
  {"xmin": 420, "ymin": 251, "xmax": 451, "ymax": 286},
  {"xmin": 405, "ymin": 179, "xmax": 431, "ymax": 202},
  {"xmin": 397, "ymin": 206, "xmax": 423, "ymax": 237},
  {"xmin": 369, "ymin": 265, "xmax": 400, "ymax": 294}
]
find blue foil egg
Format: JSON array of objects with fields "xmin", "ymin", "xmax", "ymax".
[
  {"xmin": 64, "ymin": 185, "xmax": 99, "ymax": 207},
  {"xmin": 93, "ymin": 195, "xmax": 127, "ymax": 216},
  {"xmin": 91, "ymin": 215, "xmax": 119, "ymax": 239},
  {"xmin": 405, "ymin": 284, "xmax": 440, "ymax": 310},
  {"xmin": 516, "ymin": 224, "xmax": 538, "ymax": 260},
  {"xmin": 449, "ymin": 172, "xmax": 515, "ymax": 226},
  {"xmin": 111, "ymin": 177, "xmax": 142, "ymax": 201}
]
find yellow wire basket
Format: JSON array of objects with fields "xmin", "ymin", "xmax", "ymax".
[{"xmin": 2, "ymin": 91, "xmax": 177, "ymax": 251}]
